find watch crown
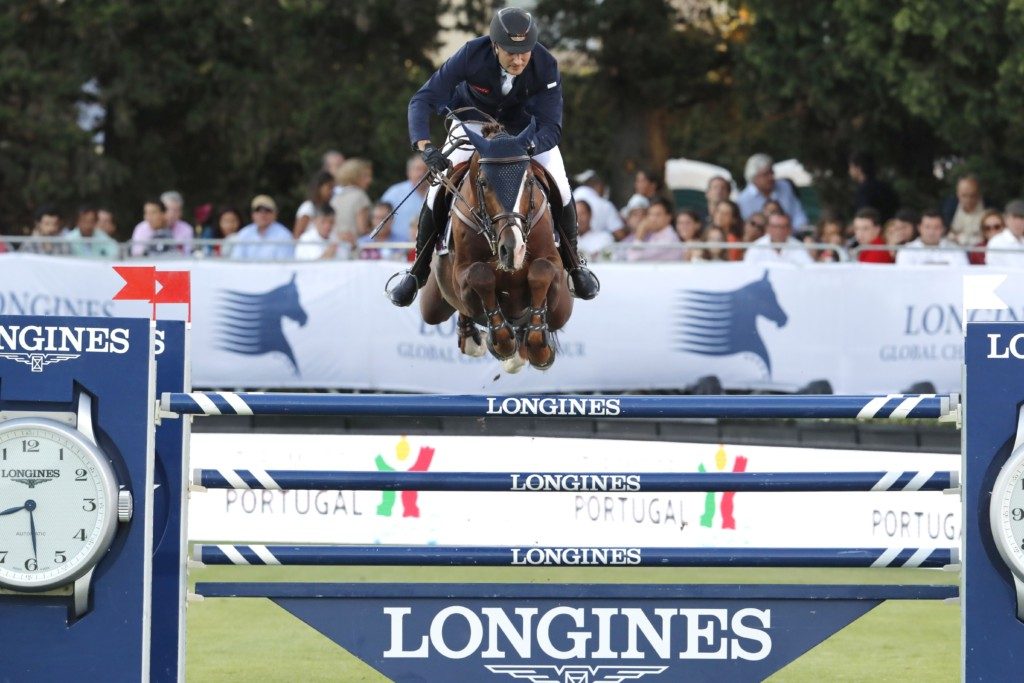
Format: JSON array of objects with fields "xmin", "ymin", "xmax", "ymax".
[{"xmin": 118, "ymin": 490, "xmax": 133, "ymax": 523}]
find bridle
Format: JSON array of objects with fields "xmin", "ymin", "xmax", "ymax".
[{"xmin": 436, "ymin": 114, "xmax": 549, "ymax": 257}]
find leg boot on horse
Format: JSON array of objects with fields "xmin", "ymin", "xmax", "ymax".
[
  {"xmin": 387, "ymin": 204, "xmax": 439, "ymax": 307},
  {"xmin": 556, "ymin": 201, "xmax": 601, "ymax": 300}
]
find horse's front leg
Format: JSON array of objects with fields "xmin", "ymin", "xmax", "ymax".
[
  {"xmin": 459, "ymin": 261, "xmax": 517, "ymax": 360},
  {"xmin": 524, "ymin": 258, "xmax": 557, "ymax": 369},
  {"xmin": 457, "ymin": 313, "xmax": 485, "ymax": 357}
]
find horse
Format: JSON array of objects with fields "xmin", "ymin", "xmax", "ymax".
[
  {"xmin": 217, "ymin": 273, "xmax": 308, "ymax": 374},
  {"xmin": 675, "ymin": 270, "xmax": 788, "ymax": 376},
  {"xmin": 418, "ymin": 120, "xmax": 572, "ymax": 372}
]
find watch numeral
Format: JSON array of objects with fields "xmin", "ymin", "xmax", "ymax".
[
  {"xmin": 24, "ymin": 558, "xmax": 36, "ymax": 571},
  {"xmin": 58, "ymin": 448, "xmax": 64, "ymax": 461},
  {"xmin": 1014, "ymin": 508, "xmax": 1024, "ymax": 522},
  {"xmin": 1, "ymin": 447, "xmax": 6, "ymax": 460},
  {"xmin": 75, "ymin": 468, "xmax": 87, "ymax": 481},
  {"xmin": 73, "ymin": 529, "xmax": 86, "ymax": 541},
  {"xmin": 21, "ymin": 439, "xmax": 39, "ymax": 453},
  {"xmin": 54, "ymin": 550, "xmax": 66, "ymax": 564},
  {"xmin": 0, "ymin": 551, "xmax": 7, "ymax": 563},
  {"xmin": 83, "ymin": 499, "xmax": 97, "ymax": 512}
]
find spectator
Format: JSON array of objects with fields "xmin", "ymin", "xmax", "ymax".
[
  {"xmin": 21, "ymin": 205, "xmax": 69, "ymax": 255},
  {"xmin": 359, "ymin": 202, "xmax": 402, "ymax": 260},
  {"xmin": 200, "ymin": 207, "xmax": 244, "ymax": 257},
  {"xmin": 673, "ymin": 208, "xmax": 702, "ymax": 261},
  {"xmin": 130, "ymin": 199, "xmax": 172, "ymax": 256},
  {"xmin": 193, "ymin": 203, "xmax": 214, "ymax": 237},
  {"xmin": 130, "ymin": 194, "xmax": 192, "ymax": 256},
  {"xmin": 67, "ymin": 205, "xmax": 118, "ymax": 258},
  {"xmin": 709, "ymin": 199, "xmax": 743, "ymax": 261},
  {"xmin": 703, "ymin": 175, "xmax": 732, "ymax": 223},
  {"xmin": 762, "ymin": 199, "xmax": 783, "ymax": 216},
  {"xmin": 849, "ymin": 150, "xmax": 899, "ymax": 221},
  {"xmin": 160, "ymin": 191, "xmax": 194, "ymax": 253},
  {"xmin": 742, "ymin": 212, "xmax": 767, "ymax": 244},
  {"xmin": 853, "ymin": 207, "xmax": 894, "ymax": 263},
  {"xmin": 97, "ymin": 208, "xmax": 117, "ymax": 238},
  {"xmin": 889, "ymin": 208, "xmax": 919, "ymax": 246},
  {"xmin": 293, "ymin": 171, "xmax": 336, "ymax": 238},
  {"xmin": 572, "ymin": 169, "xmax": 624, "ymax": 236},
  {"xmin": 576, "ymin": 199, "xmax": 613, "ymax": 258},
  {"xmin": 895, "ymin": 210, "xmax": 968, "ymax": 266},
  {"xmin": 986, "ymin": 199, "xmax": 1024, "ymax": 268},
  {"xmin": 331, "ymin": 158, "xmax": 373, "ymax": 242},
  {"xmin": 230, "ymin": 195, "xmax": 295, "ymax": 261},
  {"xmin": 942, "ymin": 175, "xmax": 988, "ymax": 247},
  {"xmin": 296, "ymin": 204, "xmax": 341, "ymax": 261},
  {"xmin": 617, "ymin": 193, "xmax": 649, "ymax": 242},
  {"xmin": 634, "ymin": 168, "xmax": 664, "ymax": 202},
  {"xmin": 971, "ymin": 209, "xmax": 1005, "ymax": 265},
  {"xmin": 743, "ymin": 211, "xmax": 813, "ymax": 264},
  {"xmin": 738, "ymin": 153, "xmax": 809, "ymax": 230},
  {"xmin": 322, "ymin": 149, "xmax": 345, "ymax": 184},
  {"xmin": 626, "ymin": 196, "xmax": 681, "ymax": 261},
  {"xmin": 380, "ymin": 155, "xmax": 429, "ymax": 243},
  {"xmin": 692, "ymin": 225, "xmax": 730, "ymax": 261},
  {"xmin": 814, "ymin": 219, "xmax": 846, "ymax": 263}
]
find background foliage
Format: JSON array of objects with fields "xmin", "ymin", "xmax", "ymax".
[{"xmin": 1, "ymin": 0, "xmax": 1022, "ymax": 234}]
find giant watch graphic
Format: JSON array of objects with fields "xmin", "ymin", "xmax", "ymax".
[
  {"xmin": 989, "ymin": 406, "xmax": 1024, "ymax": 620},
  {"xmin": 0, "ymin": 392, "xmax": 132, "ymax": 617}
]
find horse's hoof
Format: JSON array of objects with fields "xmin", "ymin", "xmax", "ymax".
[
  {"xmin": 502, "ymin": 354, "xmax": 527, "ymax": 374},
  {"xmin": 487, "ymin": 336, "xmax": 519, "ymax": 361},
  {"xmin": 462, "ymin": 335, "xmax": 486, "ymax": 357},
  {"xmin": 529, "ymin": 345, "xmax": 556, "ymax": 370}
]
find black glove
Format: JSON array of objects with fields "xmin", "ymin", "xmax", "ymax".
[{"xmin": 421, "ymin": 144, "xmax": 451, "ymax": 176}]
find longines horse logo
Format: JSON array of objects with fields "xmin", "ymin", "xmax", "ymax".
[
  {"xmin": 216, "ymin": 273, "xmax": 308, "ymax": 374},
  {"xmin": 674, "ymin": 272, "xmax": 788, "ymax": 376},
  {"xmin": 486, "ymin": 664, "xmax": 668, "ymax": 682}
]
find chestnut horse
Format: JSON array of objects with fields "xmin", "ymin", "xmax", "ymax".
[{"xmin": 419, "ymin": 121, "xmax": 572, "ymax": 372}]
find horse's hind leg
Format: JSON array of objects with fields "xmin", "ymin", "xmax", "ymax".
[
  {"xmin": 457, "ymin": 313, "xmax": 485, "ymax": 357},
  {"xmin": 462, "ymin": 262, "xmax": 517, "ymax": 360},
  {"xmin": 525, "ymin": 258, "xmax": 558, "ymax": 369}
]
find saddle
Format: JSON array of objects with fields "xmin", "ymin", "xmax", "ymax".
[{"xmin": 432, "ymin": 160, "xmax": 563, "ymax": 254}]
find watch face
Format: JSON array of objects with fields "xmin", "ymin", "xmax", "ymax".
[
  {"xmin": 0, "ymin": 418, "xmax": 118, "ymax": 591},
  {"xmin": 991, "ymin": 444, "xmax": 1024, "ymax": 580}
]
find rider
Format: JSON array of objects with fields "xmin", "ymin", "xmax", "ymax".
[{"xmin": 386, "ymin": 7, "xmax": 601, "ymax": 307}]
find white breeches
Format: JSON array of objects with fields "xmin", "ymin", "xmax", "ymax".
[{"xmin": 426, "ymin": 121, "xmax": 572, "ymax": 208}]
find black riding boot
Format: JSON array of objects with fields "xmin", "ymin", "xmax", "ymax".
[
  {"xmin": 387, "ymin": 204, "xmax": 439, "ymax": 307},
  {"xmin": 557, "ymin": 201, "xmax": 600, "ymax": 300}
]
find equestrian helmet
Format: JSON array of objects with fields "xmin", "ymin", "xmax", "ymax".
[{"xmin": 490, "ymin": 7, "xmax": 538, "ymax": 54}]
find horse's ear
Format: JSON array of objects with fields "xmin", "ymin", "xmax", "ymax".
[
  {"xmin": 462, "ymin": 125, "xmax": 490, "ymax": 155},
  {"xmin": 515, "ymin": 118, "xmax": 537, "ymax": 151},
  {"xmin": 290, "ymin": 272, "xmax": 297, "ymax": 284},
  {"xmin": 761, "ymin": 270, "xmax": 769, "ymax": 281}
]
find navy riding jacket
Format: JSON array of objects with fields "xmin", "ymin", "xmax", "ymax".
[{"xmin": 408, "ymin": 36, "xmax": 563, "ymax": 155}]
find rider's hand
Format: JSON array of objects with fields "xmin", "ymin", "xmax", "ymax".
[{"xmin": 421, "ymin": 144, "xmax": 451, "ymax": 176}]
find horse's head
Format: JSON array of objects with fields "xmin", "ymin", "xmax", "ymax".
[
  {"xmin": 750, "ymin": 271, "xmax": 788, "ymax": 327},
  {"xmin": 274, "ymin": 273, "xmax": 308, "ymax": 327},
  {"xmin": 463, "ymin": 119, "xmax": 538, "ymax": 272}
]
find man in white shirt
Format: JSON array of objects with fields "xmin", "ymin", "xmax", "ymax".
[
  {"xmin": 379, "ymin": 155, "xmax": 428, "ymax": 242},
  {"xmin": 743, "ymin": 211, "xmax": 813, "ymax": 264},
  {"xmin": 295, "ymin": 205, "xmax": 341, "ymax": 260},
  {"xmin": 230, "ymin": 195, "xmax": 295, "ymax": 261},
  {"xmin": 986, "ymin": 199, "xmax": 1024, "ymax": 268},
  {"xmin": 895, "ymin": 210, "xmax": 968, "ymax": 266},
  {"xmin": 572, "ymin": 169, "xmax": 624, "ymax": 235}
]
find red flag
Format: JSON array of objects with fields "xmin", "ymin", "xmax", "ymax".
[
  {"xmin": 153, "ymin": 271, "xmax": 191, "ymax": 304},
  {"xmin": 112, "ymin": 266, "xmax": 156, "ymax": 301}
]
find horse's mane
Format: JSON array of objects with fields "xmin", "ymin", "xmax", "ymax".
[{"xmin": 481, "ymin": 122, "xmax": 505, "ymax": 139}]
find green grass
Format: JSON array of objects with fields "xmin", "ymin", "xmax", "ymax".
[{"xmin": 185, "ymin": 566, "xmax": 959, "ymax": 682}]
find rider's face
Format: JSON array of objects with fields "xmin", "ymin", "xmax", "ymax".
[{"xmin": 494, "ymin": 45, "xmax": 532, "ymax": 75}]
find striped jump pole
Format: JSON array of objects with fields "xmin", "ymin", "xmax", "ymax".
[
  {"xmin": 194, "ymin": 544, "xmax": 958, "ymax": 569},
  {"xmin": 162, "ymin": 391, "xmax": 957, "ymax": 420},
  {"xmin": 193, "ymin": 468, "xmax": 959, "ymax": 493}
]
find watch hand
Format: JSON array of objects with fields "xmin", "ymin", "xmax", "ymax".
[
  {"xmin": 26, "ymin": 501, "xmax": 37, "ymax": 561},
  {"xmin": 0, "ymin": 504, "xmax": 25, "ymax": 516}
]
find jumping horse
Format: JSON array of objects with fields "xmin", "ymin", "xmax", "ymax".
[{"xmin": 418, "ymin": 120, "xmax": 572, "ymax": 373}]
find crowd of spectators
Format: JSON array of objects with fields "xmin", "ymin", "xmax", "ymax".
[{"xmin": 5, "ymin": 149, "xmax": 1024, "ymax": 267}]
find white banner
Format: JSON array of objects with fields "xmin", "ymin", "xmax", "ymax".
[
  {"xmin": 1, "ymin": 253, "xmax": 1021, "ymax": 392},
  {"xmin": 188, "ymin": 434, "xmax": 959, "ymax": 549}
]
